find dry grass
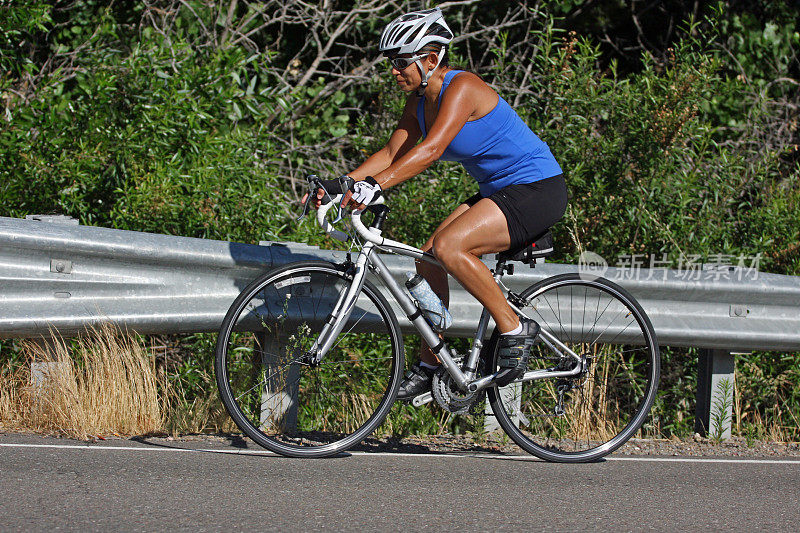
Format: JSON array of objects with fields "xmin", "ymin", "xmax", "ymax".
[
  {"xmin": 0, "ymin": 325, "xmax": 164, "ymax": 439},
  {"xmin": 515, "ymin": 342, "xmax": 625, "ymax": 445},
  {"xmin": 734, "ymin": 368, "xmax": 799, "ymax": 443},
  {"xmin": 163, "ymin": 377, "xmax": 236, "ymax": 436}
]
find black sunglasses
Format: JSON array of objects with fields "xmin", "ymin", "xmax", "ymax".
[{"xmin": 388, "ymin": 52, "xmax": 429, "ymax": 70}]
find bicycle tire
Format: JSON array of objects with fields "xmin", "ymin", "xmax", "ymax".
[
  {"xmin": 487, "ymin": 273, "xmax": 660, "ymax": 462},
  {"xmin": 215, "ymin": 261, "xmax": 404, "ymax": 458}
]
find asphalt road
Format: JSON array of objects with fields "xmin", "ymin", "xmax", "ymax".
[{"xmin": 1, "ymin": 434, "xmax": 799, "ymax": 531}]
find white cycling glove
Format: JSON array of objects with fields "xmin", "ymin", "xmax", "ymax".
[{"xmin": 350, "ymin": 176, "xmax": 383, "ymax": 206}]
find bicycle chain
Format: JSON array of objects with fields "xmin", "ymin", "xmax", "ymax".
[{"xmin": 431, "ymin": 363, "xmax": 481, "ymax": 415}]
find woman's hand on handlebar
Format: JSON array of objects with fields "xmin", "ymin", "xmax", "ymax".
[
  {"xmin": 300, "ymin": 187, "xmax": 327, "ymax": 210},
  {"xmin": 299, "ymin": 175, "xmax": 382, "ymax": 214},
  {"xmin": 300, "ymin": 177, "xmax": 347, "ymax": 210},
  {"xmin": 345, "ymin": 176, "xmax": 382, "ymax": 211},
  {"xmin": 339, "ymin": 189, "xmax": 365, "ymax": 211}
]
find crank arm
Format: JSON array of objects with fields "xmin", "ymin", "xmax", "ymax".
[{"xmin": 411, "ymin": 391, "xmax": 433, "ymax": 407}]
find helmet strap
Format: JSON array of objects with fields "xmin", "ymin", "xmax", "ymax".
[{"xmin": 414, "ymin": 47, "xmax": 446, "ymax": 97}]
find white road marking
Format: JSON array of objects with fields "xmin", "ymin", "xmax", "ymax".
[{"xmin": 0, "ymin": 442, "xmax": 799, "ymax": 464}]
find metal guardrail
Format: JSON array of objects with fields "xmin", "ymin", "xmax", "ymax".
[
  {"xmin": 2, "ymin": 215, "xmax": 800, "ymax": 439},
  {"xmin": 2, "ymin": 215, "xmax": 800, "ymax": 350}
]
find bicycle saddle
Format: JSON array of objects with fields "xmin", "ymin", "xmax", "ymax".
[{"xmin": 496, "ymin": 231, "xmax": 554, "ymax": 264}]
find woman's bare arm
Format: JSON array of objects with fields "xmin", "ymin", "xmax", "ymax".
[{"xmin": 371, "ymin": 73, "xmax": 484, "ymax": 189}]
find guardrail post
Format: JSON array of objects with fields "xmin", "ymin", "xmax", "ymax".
[
  {"xmin": 695, "ymin": 349, "xmax": 735, "ymax": 440},
  {"xmin": 484, "ymin": 383, "xmax": 520, "ymax": 432},
  {"xmin": 29, "ymin": 337, "xmax": 71, "ymax": 408},
  {"xmin": 256, "ymin": 332, "xmax": 299, "ymax": 433}
]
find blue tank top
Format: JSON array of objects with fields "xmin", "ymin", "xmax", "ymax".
[{"xmin": 416, "ymin": 70, "xmax": 562, "ymax": 196}]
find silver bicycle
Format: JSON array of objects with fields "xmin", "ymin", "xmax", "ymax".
[{"xmin": 215, "ymin": 175, "xmax": 660, "ymax": 461}]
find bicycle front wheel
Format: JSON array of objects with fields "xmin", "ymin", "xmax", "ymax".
[
  {"xmin": 487, "ymin": 274, "xmax": 660, "ymax": 462},
  {"xmin": 215, "ymin": 261, "xmax": 404, "ymax": 458}
]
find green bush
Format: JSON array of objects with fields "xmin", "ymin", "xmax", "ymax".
[{"xmin": 1, "ymin": 1, "xmax": 798, "ymax": 439}]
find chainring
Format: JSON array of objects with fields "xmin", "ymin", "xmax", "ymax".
[{"xmin": 431, "ymin": 366, "xmax": 480, "ymax": 415}]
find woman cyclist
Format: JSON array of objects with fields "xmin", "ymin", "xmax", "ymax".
[{"xmin": 312, "ymin": 7, "xmax": 568, "ymax": 399}]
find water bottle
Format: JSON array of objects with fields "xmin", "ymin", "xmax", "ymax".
[{"xmin": 405, "ymin": 272, "xmax": 453, "ymax": 332}]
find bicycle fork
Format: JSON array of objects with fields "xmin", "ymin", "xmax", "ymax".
[{"xmin": 307, "ymin": 249, "xmax": 371, "ymax": 362}]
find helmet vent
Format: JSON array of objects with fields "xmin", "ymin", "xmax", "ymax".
[
  {"xmin": 378, "ymin": 7, "xmax": 453, "ymax": 56},
  {"xmin": 404, "ymin": 27, "xmax": 423, "ymax": 45}
]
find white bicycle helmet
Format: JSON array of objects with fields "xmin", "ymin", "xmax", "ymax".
[{"xmin": 379, "ymin": 7, "xmax": 454, "ymax": 94}]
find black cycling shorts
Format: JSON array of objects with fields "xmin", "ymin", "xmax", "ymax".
[{"xmin": 464, "ymin": 174, "xmax": 568, "ymax": 251}]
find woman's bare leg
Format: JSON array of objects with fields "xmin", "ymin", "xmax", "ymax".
[
  {"xmin": 431, "ymin": 198, "xmax": 520, "ymax": 333},
  {"xmin": 416, "ymin": 203, "xmax": 470, "ymax": 366}
]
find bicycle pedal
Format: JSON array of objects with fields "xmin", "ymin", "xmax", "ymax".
[{"xmin": 411, "ymin": 391, "xmax": 433, "ymax": 407}]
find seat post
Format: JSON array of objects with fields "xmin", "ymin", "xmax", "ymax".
[
  {"xmin": 495, "ymin": 230, "xmax": 554, "ymax": 267},
  {"xmin": 494, "ymin": 257, "xmax": 514, "ymax": 278}
]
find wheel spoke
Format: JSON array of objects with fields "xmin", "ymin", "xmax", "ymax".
[
  {"xmin": 216, "ymin": 264, "xmax": 403, "ymax": 458},
  {"xmin": 490, "ymin": 275, "xmax": 659, "ymax": 462}
]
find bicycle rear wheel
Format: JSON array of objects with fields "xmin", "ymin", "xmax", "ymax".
[
  {"xmin": 215, "ymin": 261, "xmax": 404, "ymax": 458},
  {"xmin": 487, "ymin": 274, "xmax": 660, "ymax": 462}
]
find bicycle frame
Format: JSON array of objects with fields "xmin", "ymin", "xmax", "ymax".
[{"xmin": 309, "ymin": 192, "xmax": 584, "ymax": 394}]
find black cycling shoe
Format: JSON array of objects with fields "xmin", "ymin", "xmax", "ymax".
[
  {"xmin": 494, "ymin": 318, "xmax": 540, "ymax": 387},
  {"xmin": 396, "ymin": 363, "xmax": 436, "ymax": 401}
]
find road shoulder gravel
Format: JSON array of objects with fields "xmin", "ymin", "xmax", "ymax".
[{"xmin": 2, "ymin": 429, "xmax": 798, "ymax": 458}]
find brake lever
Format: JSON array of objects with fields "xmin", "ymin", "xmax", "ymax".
[
  {"xmin": 297, "ymin": 174, "xmax": 321, "ymax": 222},
  {"xmin": 331, "ymin": 175, "xmax": 355, "ymax": 224},
  {"xmin": 297, "ymin": 193, "xmax": 312, "ymax": 222}
]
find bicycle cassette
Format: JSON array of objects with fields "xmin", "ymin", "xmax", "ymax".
[{"xmin": 431, "ymin": 367, "xmax": 480, "ymax": 415}]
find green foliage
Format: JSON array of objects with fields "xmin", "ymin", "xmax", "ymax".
[
  {"xmin": 0, "ymin": 339, "xmax": 28, "ymax": 367},
  {"xmin": 0, "ymin": 1, "xmax": 53, "ymax": 79},
  {"xmin": 650, "ymin": 347, "xmax": 698, "ymax": 439},
  {"xmin": 499, "ymin": 21, "xmax": 798, "ymax": 275},
  {"xmin": 0, "ymin": 11, "xmax": 358, "ymax": 243},
  {"xmin": 736, "ymin": 351, "xmax": 800, "ymax": 441},
  {"xmin": 0, "ymin": 1, "xmax": 798, "ymax": 439},
  {"xmin": 710, "ymin": 377, "xmax": 734, "ymax": 442}
]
